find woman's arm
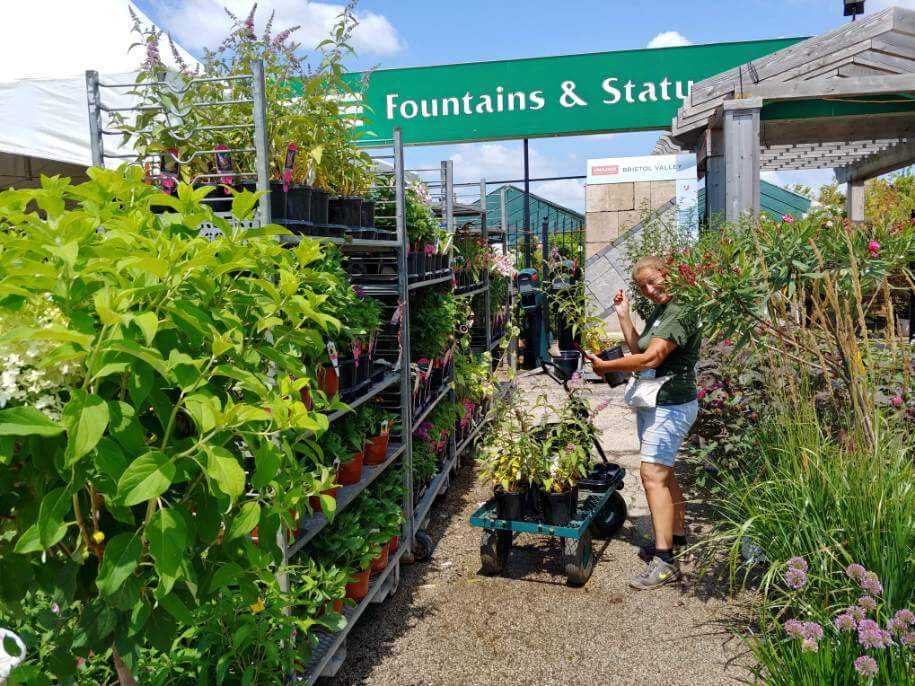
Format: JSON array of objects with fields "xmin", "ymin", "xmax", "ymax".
[
  {"xmin": 586, "ymin": 337, "xmax": 677, "ymax": 375},
  {"xmin": 611, "ymin": 289, "xmax": 641, "ymax": 354}
]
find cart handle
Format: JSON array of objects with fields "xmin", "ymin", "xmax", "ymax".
[{"xmin": 541, "ymin": 361, "xmax": 572, "ymax": 393}]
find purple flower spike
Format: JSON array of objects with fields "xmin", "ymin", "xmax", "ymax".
[
  {"xmin": 846, "ymin": 563, "xmax": 867, "ymax": 582},
  {"xmin": 787, "ymin": 556, "xmax": 808, "ymax": 572},
  {"xmin": 784, "ymin": 619, "xmax": 804, "ymax": 638},
  {"xmin": 887, "ymin": 617, "xmax": 907, "ymax": 636},
  {"xmin": 857, "ymin": 619, "xmax": 892, "ymax": 649},
  {"xmin": 858, "ymin": 595, "xmax": 877, "ymax": 612},
  {"xmin": 861, "ymin": 572, "xmax": 883, "ymax": 596},
  {"xmin": 835, "ymin": 613, "xmax": 857, "ymax": 632},
  {"xmin": 785, "ymin": 566, "xmax": 808, "ymax": 589},
  {"xmin": 901, "ymin": 632, "xmax": 915, "ymax": 648},
  {"xmin": 854, "ymin": 656, "xmax": 878, "ymax": 678}
]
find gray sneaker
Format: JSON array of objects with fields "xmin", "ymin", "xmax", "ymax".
[{"xmin": 628, "ymin": 556, "xmax": 681, "ymax": 590}]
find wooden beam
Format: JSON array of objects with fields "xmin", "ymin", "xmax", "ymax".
[
  {"xmin": 836, "ymin": 137, "xmax": 915, "ymax": 182},
  {"xmin": 723, "ymin": 99, "xmax": 761, "ymax": 221},
  {"xmin": 744, "ymin": 73, "xmax": 915, "ymax": 101}
]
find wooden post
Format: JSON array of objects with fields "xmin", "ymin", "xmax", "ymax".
[
  {"xmin": 846, "ymin": 179, "xmax": 865, "ymax": 223},
  {"xmin": 701, "ymin": 126, "xmax": 726, "ymax": 228},
  {"xmin": 723, "ymin": 98, "xmax": 762, "ymax": 222}
]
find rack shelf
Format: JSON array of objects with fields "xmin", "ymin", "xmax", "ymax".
[
  {"xmin": 324, "ymin": 371, "xmax": 400, "ymax": 424},
  {"xmin": 455, "ymin": 284, "xmax": 486, "ymax": 298},
  {"xmin": 412, "ymin": 450, "xmax": 458, "ymax": 530},
  {"xmin": 407, "ymin": 273, "xmax": 454, "ymax": 291},
  {"xmin": 286, "ymin": 442, "xmax": 407, "ymax": 558},
  {"xmin": 278, "ymin": 234, "xmax": 400, "ymax": 249},
  {"xmin": 412, "ymin": 382, "xmax": 453, "ymax": 428}
]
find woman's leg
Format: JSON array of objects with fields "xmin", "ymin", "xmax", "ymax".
[
  {"xmin": 640, "ymin": 462, "xmax": 674, "ymax": 550},
  {"xmin": 668, "ymin": 472, "xmax": 686, "ymax": 538}
]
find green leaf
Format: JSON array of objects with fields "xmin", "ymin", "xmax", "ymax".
[
  {"xmin": 209, "ymin": 562, "xmax": 242, "ymax": 592},
  {"xmin": 232, "ymin": 622, "xmax": 255, "ymax": 651},
  {"xmin": 13, "ymin": 523, "xmax": 43, "ymax": 554},
  {"xmin": 108, "ymin": 401, "xmax": 146, "ymax": 455},
  {"xmin": 117, "ymin": 451, "xmax": 175, "ymax": 506},
  {"xmin": 0, "ymin": 406, "xmax": 65, "ymax": 437},
  {"xmin": 184, "ymin": 393, "xmax": 219, "ymax": 434},
  {"xmin": 226, "ymin": 501, "xmax": 260, "ymax": 541},
  {"xmin": 231, "ymin": 190, "xmax": 262, "ymax": 220},
  {"xmin": 96, "ymin": 531, "xmax": 141, "ymax": 596},
  {"xmin": 205, "ymin": 446, "xmax": 246, "ymax": 499},
  {"xmin": 158, "ymin": 592, "xmax": 194, "ymax": 625},
  {"xmin": 133, "ymin": 312, "xmax": 159, "ymax": 346},
  {"xmin": 145, "ymin": 507, "xmax": 188, "ymax": 592},
  {"xmin": 126, "ymin": 362, "xmax": 153, "ymax": 408},
  {"xmin": 61, "ymin": 391, "xmax": 109, "ymax": 468},
  {"xmin": 38, "ymin": 487, "xmax": 71, "ymax": 549},
  {"xmin": 251, "ymin": 442, "xmax": 280, "ymax": 490}
]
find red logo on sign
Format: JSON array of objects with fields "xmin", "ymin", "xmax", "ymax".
[{"xmin": 592, "ymin": 165, "xmax": 619, "ymax": 176}]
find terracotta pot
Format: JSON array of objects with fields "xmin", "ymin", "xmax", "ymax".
[
  {"xmin": 337, "ymin": 451, "xmax": 364, "ymax": 486},
  {"xmin": 364, "ymin": 433, "xmax": 390, "ymax": 465},
  {"xmin": 370, "ymin": 541, "xmax": 390, "ymax": 574},
  {"xmin": 389, "ymin": 534, "xmax": 399, "ymax": 552},
  {"xmin": 318, "ymin": 364, "xmax": 339, "ymax": 398},
  {"xmin": 345, "ymin": 569, "xmax": 370, "ymax": 601},
  {"xmin": 308, "ymin": 486, "xmax": 339, "ymax": 513},
  {"xmin": 332, "ymin": 598, "xmax": 344, "ymax": 614},
  {"xmin": 299, "ymin": 385, "xmax": 314, "ymax": 410}
]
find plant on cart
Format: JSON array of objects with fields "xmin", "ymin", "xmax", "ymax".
[
  {"xmin": 309, "ymin": 508, "xmax": 378, "ymax": 577},
  {"xmin": 410, "ymin": 290, "xmax": 457, "ymax": 360},
  {"xmin": 477, "ymin": 395, "xmax": 541, "ymax": 494}
]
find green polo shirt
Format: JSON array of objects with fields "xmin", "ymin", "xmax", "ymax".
[{"xmin": 637, "ymin": 299, "xmax": 701, "ymax": 405}]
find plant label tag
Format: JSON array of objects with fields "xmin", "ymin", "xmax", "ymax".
[
  {"xmin": 424, "ymin": 244, "xmax": 434, "ymax": 256},
  {"xmin": 443, "ymin": 346, "xmax": 453, "ymax": 366},
  {"xmin": 160, "ymin": 149, "xmax": 179, "ymax": 195},
  {"xmin": 326, "ymin": 341, "xmax": 339, "ymax": 370},
  {"xmin": 352, "ymin": 339, "xmax": 361, "ymax": 368},
  {"xmin": 380, "ymin": 419, "xmax": 391, "ymax": 436},
  {"xmin": 413, "ymin": 366, "xmax": 422, "ymax": 393},
  {"xmin": 282, "ymin": 143, "xmax": 297, "ymax": 193},
  {"xmin": 214, "ymin": 145, "xmax": 234, "ymax": 187}
]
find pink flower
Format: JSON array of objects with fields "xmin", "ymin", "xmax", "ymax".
[
  {"xmin": 785, "ymin": 566, "xmax": 808, "ymax": 589},
  {"xmin": 788, "ymin": 557, "xmax": 808, "ymax": 572},
  {"xmin": 847, "ymin": 563, "xmax": 867, "ymax": 582},
  {"xmin": 835, "ymin": 613, "xmax": 857, "ymax": 632},
  {"xmin": 848, "ymin": 606, "xmax": 867, "ymax": 622},
  {"xmin": 890, "ymin": 395, "xmax": 904, "ymax": 408},
  {"xmin": 782, "ymin": 214, "xmax": 795, "ymax": 224},
  {"xmin": 901, "ymin": 632, "xmax": 915, "ymax": 648},
  {"xmin": 868, "ymin": 240, "xmax": 881, "ymax": 257},
  {"xmin": 857, "ymin": 619, "xmax": 892, "ymax": 649},
  {"xmin": 854, "ymin": 655, "xmax": 878, "ymax": 678},
  {"xmin": 894, "ymin": 609, "xmax": 915, "ymax": 625},
  {"xmin": 801, "ymin": 622, "xmax": 823, "ymax": 641},
  {"xmin": 784, "ymin": 619, "xmax": 804, "ymax": 638},
  {"xmin": 697, "ymin": 387, "xmax": 707, "ymax": 400},
  {"xmin": 887, "ymin": 617, "xmax": 907, "ymax": 636},
  {"xmin": 858, "ymin": 595, "xmax": 877, "ymax": 612},
  {"xmin": 861, "ymin": 572, "xmax": 883, "ymax": 596},
  {"xmin": 678, "ymin": 263, "xmax": 697, "ymax": 286},
  {"xmin": 801, "ymin": 638, "xmax": 818, "ymax": 653}
]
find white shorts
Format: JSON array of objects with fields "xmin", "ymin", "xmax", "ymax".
[{"xmin": 636, "ymin": 400, "xmax": 699, "ymax": 468}]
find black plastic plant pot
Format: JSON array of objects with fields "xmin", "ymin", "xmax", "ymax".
[
  {"xmin": 310, "ymin": 189, "xmax": 330, "ymax": 226},
  {"xmin": 598, "ymin": 346, "xmax": 630, "ymax": 388},
  {"xmin": 360, "ymin": 228, "xmax": 377, "ymax": 240},
  {"xmin": 495, "ymin": 488, "xmax": 524, "ymax": 521},
  {"xmin": 336, "ymin": 358, "xmax": 357, "ymax": 394},
  {"xmin": 429, "ymin": 364, "xmax": 444, "ymax": 391},
  {"xmin": 287, "ymin": 185, "xmax": 312, "ymax": 223},
  {"xmin": 361, "ymin": 199, "xmax": 376, "ymax": 229},
  {"xmin": 551, "ymin": 351, "xmax": 581, "ymax": 380},
  {"xmin": 371, "ymin": 367, "xmax": 385, "ymax": 385},
  {"xmin": 329, "ymin": 196, "xmax": 362, "ymax": 229},
  {"xmin": 407, "ymin": 252, "xmax": 420, "ymax": 281},
  {"xmin": 199, "ymin": 184, "xmax": 233, "ymax": 214},
  {"xmin": 539, "ymin": 486, "xmax": 578, "ymax": 526},
  {"xmin": 357, "ymin": 354, "xmax": 370, "ymax": 385}
]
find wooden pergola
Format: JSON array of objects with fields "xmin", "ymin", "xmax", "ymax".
[{"xmin": 669, "ymin": 7, "xmax": 915, "ymax": 223}]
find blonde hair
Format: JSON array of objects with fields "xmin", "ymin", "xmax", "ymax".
[{"xmin": 632, "ymin": 255, "xmax": 666, "ymax": 281}]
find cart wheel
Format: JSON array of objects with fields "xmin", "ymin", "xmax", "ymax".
[
  {"xmin": 413, "ymin": 531, "xmax": 433, "ymax": 563},
  {"xmin": 480, "ymin": 529, "xmax": 511, "ymax": 575},
  {"xmin": 589, "ymin": 491, "xmax": 628, "ymax": 539},
  {"xmin": 564, "ymin": 529, "xmax": 594, "ymax": 586}
]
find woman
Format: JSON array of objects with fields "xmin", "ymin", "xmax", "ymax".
[{"xmin": 584, "ymin": 255, "xmax": 701, "ymax": 590}]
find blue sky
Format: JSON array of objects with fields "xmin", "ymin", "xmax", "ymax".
[{"xmin": 136, "ymin": 0, "xmax": 915, "ymax": 211}]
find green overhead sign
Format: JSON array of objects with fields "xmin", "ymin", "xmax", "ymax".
[{"xmin": 348, "ymin": 38, "xmax": 804, "ymax": 146}]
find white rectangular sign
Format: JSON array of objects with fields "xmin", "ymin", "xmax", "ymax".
[{"xmin": 586, "ymin": 153, "xmax": 695, "ymax": 185}]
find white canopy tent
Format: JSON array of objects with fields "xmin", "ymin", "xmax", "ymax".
[{"xmin": 0, "ymin": 0, "xmax": 197, "ymax": 188}]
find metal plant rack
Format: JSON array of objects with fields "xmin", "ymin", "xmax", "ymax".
[{"xmin": 86, "ymin": 61, "xmax": 516, "ymax": 682}]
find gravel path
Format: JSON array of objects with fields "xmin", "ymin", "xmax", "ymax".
[{"xmin": 332, "ymin": 374, "xmax": 752, "ymax": 686}]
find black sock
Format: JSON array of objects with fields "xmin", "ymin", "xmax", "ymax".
[
  {"xmin": 673, "ymin": 534, "xmax": 688, "ymax": 547},
  {"xmin": 655, "ymin": 547, "xmax": 675, "ymax": 564}
]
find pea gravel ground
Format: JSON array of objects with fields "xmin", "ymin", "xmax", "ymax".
[{"xmin": 331, "ymin": 373, "xmax": 754, "ymax": 686}]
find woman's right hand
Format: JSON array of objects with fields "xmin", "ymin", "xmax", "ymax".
[{"xmin": 612, "ymin": 289, "xmax": 630, "ymax": 317}]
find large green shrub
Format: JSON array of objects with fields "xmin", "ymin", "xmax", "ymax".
[{"xmin": 0, "ymin": 168, "xmax": 349, "ymax": 682}]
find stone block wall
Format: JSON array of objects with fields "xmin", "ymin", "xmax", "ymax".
[{"xmin": 585, "ymin": 180, "xmax": 676, "ymax": 257}]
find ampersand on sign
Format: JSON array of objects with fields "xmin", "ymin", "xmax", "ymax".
[{"xmin": 559, "ymin": 81, "xmax": 588, "ymax": 108}]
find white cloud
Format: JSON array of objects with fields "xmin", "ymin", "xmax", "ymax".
[
  {"xmin": 531, "ymin": 179, "xmax": 585, "ymax": 213},
  {"xmin": 646, "ymin": 31, "xmax": 692, "ymax": 49},
  {"xmin": 866, "ymin": 0, "xmax": 915, "ymax": 12},
  {"xmin": 148, "ymin": 0, "xmax": 404, "ymax": 56}
]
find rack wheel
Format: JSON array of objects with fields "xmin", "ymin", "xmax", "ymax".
[
  {"xmin": 413, "ymin": 530, "xmax": 434, "ymax": 563},
  {"xmin": 480, "ymin": 529, "xmax": 511, "ymax": 575},
  {"xmin": 564, "ymin": 529, "xmax": 594, "ymax": 586},
  {"xmin": 589, "ymin": 491, "xmax": 627, "ymax": 539}
]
